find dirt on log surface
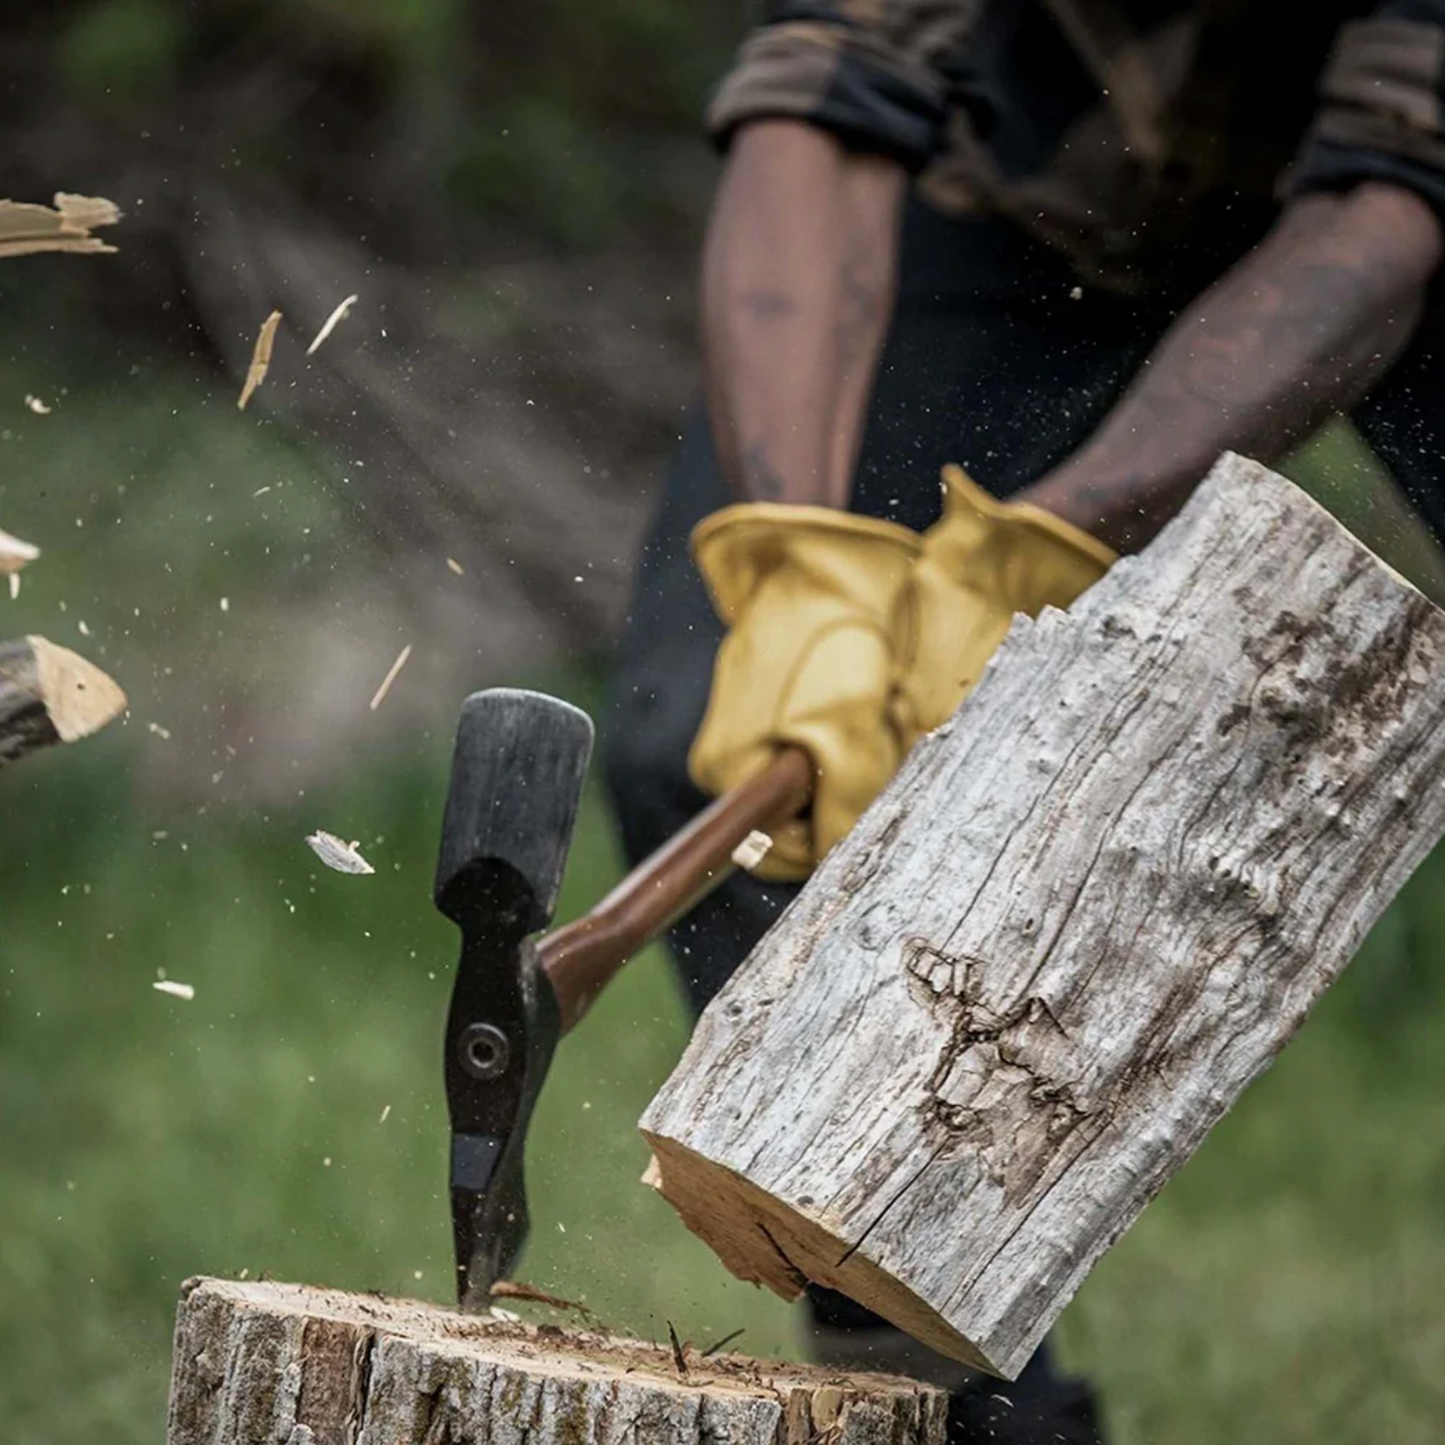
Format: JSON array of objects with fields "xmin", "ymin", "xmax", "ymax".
[{"xmin": 168, "ymin": 1277, "xmax": 947, "ymax": 1445}]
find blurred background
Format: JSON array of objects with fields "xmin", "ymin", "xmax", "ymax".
[{"xmin": 1, "ymin": 3, "xmax": 1444, "ymax": 1442}]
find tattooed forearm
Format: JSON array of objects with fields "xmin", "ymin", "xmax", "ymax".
[
  {"xmin": 701, "ymin": 120, "xmax": 906, "ymax": 506},
  {"xmin": 739, "ymin": 442, "xmax": 786, "ymax": 500},
  {"xmin": 1022, "ymin": 183, "xmax": 1444, "ymax": 552},
  {"xmin": 737, "ymin": 289, "xmax": 798, "ymax": 321}
]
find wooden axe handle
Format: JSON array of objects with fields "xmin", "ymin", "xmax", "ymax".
[{"xmin": 537, "ymin": 745, "xmax": 813, "ymax": 1032}]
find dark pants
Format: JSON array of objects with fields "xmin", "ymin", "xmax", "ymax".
[{"xmin": 602, "ymin": 200, "xmax": 1445, "ymax": 1443}]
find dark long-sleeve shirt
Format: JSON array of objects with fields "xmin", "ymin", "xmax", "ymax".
[{"xmin": 708, "ymin": 0, "xmax": 1445, "ymax": 289}]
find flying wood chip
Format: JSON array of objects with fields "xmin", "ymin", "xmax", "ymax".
[
  {"xmin": 730, "ymin": 829, "xmax": 774, "ymax": 872},
  {"xmin": 369, "ymin": 643, "xmax": 412, "ymax": 711},
  {"xmin": 0, "ymin": 193, "xmax": 120, "ymax": 259},
  {"xmin": 306, "ymin": 294, "xmax": 358, "ymax": 356},
  {"xmin": 306, "ymin": 830, "xmax": 375, "ymax": 875},
  {"xmin": 0, "ymin": 528, "xmax": 39, "ymax": 574},
  {"xmin": 238, "ymin": 310, "xmax": 283, "ymax": 410}
]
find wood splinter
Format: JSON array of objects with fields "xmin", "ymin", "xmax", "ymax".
[{"xmin": 0, "ymin": 635, "xmax": 127, "ymax": 766}]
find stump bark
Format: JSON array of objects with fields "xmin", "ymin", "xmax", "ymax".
[
  {"xmin": 0, "ymin": 635, "xmax": 126, "ymax": 764},
  {"xmin": 641, "ymin": 453, "xmax": 1445, "ymax": 1380},
  {"xmin": 167, "ymin": 1278, "xmax": 947, "ymax": 1445}
]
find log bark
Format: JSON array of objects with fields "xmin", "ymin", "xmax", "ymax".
[
  {"xmin": 0, "ymin": 636, "xmax": 126, "ymax": 765},
  {"xmin": 167, "ymin": 1277, "xmax": 947, "ymax": 1445},
  {"xmin": 640, "ymin": 453, "xmax": 1445, "ymax": 1381}
]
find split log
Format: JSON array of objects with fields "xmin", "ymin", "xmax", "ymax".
[
  {"xmin": 167, "ymin": 1277, "xmax": 947, "ymax": 1445},
  {"xmin": 0, "ymin": 636, "xmax": 126, "ymax": 765},
  {"xmin": 641, "ymin": 453, "xmax": 1445, "ymax": 1381}
]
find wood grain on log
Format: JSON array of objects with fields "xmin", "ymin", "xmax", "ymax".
[
  {"xmin": 0, "ymin": 636, "xmax": 126, "ymax": 765},
  {"xmin": 641, "ymin": 454, "xmax": 1445, "ymax": 1380},
  {"xmin": 167, "ymin": 1278, "xmax": 946, "ymax": 1445}
]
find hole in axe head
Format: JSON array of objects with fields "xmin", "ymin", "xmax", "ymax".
[{"xmin": 459, "ymin": 1022, "xmax": 511, "ymax": 1080}]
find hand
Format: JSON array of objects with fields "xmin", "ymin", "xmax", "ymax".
[
  {"xmin": 892, "ymin": 466, "xmax": 1115, "ymax": 747},
  {"xmin": 688, "ymin": 503, "xmax": 921, "ymax": 879}
]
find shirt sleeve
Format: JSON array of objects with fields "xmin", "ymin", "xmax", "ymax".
[
  {"xmin": 705, "ymin": 2, "xmax": 983, "ymax": 172},
  {"xmin": 1286, "ymin": 3, "xmax": 1445, "ymax": 218}
]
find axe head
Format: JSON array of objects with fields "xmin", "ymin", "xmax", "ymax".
[{"xmin": 435, "ymin": 687, "xmax": 593, "ymax": 1308}]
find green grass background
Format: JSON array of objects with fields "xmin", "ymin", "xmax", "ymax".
[{"xmin": 2, "ymin": 356, "xmax": 1444, "ymax": 1443}]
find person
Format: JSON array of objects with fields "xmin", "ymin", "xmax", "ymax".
[{"xmin": 604, "ymin": 4, "xmax": 1445, "ymax": 1440}]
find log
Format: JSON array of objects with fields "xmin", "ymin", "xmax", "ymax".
[
  {"xmin": 640, "ymin": 453, "xmax": 1445, "ymax": 1381},
  {"xmin": 0, "ymin": 636, "xmax": 127, "ymax": 765},
  {"xmin": 167, "ymin": 1277, "xmax": 947, "ymax": 1445}
]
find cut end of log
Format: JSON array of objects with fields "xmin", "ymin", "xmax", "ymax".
[
  {"xmin": 643, "ymin": 1137, "xmax": 993, "ymax": 1375},
  {"xmin": 27, "ymin": 636, "xmax": 127, "ymax": 742},
  {"xmin": 168, "ymin": 1278, "xmax": 947, "ymax": 1445}
]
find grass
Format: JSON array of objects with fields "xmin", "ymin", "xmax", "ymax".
[
  {"xmin": 4, "ymin": 690, "xmax": 1445, "ymax": 1444},
  {"xmin": 1, "ymin": 341, "xmax": 1443, "ymax": 1441},
  {"xmin": 0, "ymin": 724, "xmax": 801, "ymax": 1444}
]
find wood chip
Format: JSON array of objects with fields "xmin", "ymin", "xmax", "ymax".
[
  {"xmin": 24, "ymin": 394, "xmax": 50, "ymax": 414},
  {"xmin": 238, "ymin": 310, "xmax": 282, "ymax": 411},
  {"xmin": 306, "ymin": 294, "xmax": 358, "ymax": 356},
  {"xmin": 731, "ymin": 829, "xmax": 773, "ymax": 872},
  {"xmin": 666, "ymin": 1321, "xmax": 689, "ymax": 1378},
  {"xmin": 488, "ymin": 1281, "xmax": 596, "ymax": 1318},
  {"xmin": 368, "ymin": 643, "xmax": 412, "ymax": 711},
  {"xmin": 700, "ymin": 1327, "xmax": 746, "ymax": 1358},
  {"xmin": 153, "ymin": 979, "xmax": 195, "ymax": 1001},
  {"xmin": 0, "ymin": 527, "xmax": 39, "ymax": 574},
  {"xmin": 0, "ymin": 193, "xmax": 120, "ymax": 260},
  {"xmin": 446, "ymin": 557, "xmax": 464, "ymax": 576},
  {"xmin": 8, "ymin": 574, "xmax": 18, "ymax": 600},
  {"xmin": 306, "ymin": 830, "xmax": 375, "ymax": 875}
]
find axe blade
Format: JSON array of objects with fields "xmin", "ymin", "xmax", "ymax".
[{"xmin": 435, "ymin": 687, "xmax": 593, "ymax": 1307}]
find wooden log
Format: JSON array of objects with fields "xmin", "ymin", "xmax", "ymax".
[
  {"xmin": 640, "ymin": 453, "xmax": 1445, "ymax": 1381},
  {"xmin": 0, "ymin": 636, "xmax": 126, "ymax": 765},
  {"xmin": 167, "ymin": 1277, "xmax": 947, "ymax": 1445}
]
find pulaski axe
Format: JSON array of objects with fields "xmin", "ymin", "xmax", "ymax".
[{"xmin": 435, "ymin": 688, "xmax": 811, "ymax": 1308}]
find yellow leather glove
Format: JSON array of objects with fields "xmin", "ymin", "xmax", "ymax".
[
  {"xmin": 688, "ymin": 504, "xmax": 922, "ymax": 880},
  {"xmin": 893, "ymin": 465, "xmax": 1116, "ymax": 746}
]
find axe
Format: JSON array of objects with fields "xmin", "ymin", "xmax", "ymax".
[{"xmin": 435, "ymin": 687, "xmax": 811, "ymax": 1308}]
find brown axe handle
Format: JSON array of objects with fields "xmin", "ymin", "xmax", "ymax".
[{"xmin": 537, "ymin": 745, "xmax": 814, "ymax": 1033}]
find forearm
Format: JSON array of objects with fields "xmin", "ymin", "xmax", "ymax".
[
  {"xmin": 702, "ymin": 120, "xmax": 906, "ymax": 505},
  {"xmin": 1023, "ymin": 183, "xmax": 1444, "ymax": 551}
]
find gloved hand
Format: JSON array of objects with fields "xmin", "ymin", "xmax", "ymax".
[
  {"xmin": 688, "ymin": 503, "xmax": 922, "ymax": 880},
  {"xmin": 892, "ymin": 465, "xmax": 1115, "ymax": 746}
]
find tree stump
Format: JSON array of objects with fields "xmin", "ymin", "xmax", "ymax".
[
  {"xmin": 0, "ymin": 635, "xmax": 126, "ymax": 765},
  {"xmin": 167, "ymin": 1278, "xmax": 947, "ymax": 1445},
  {"xmin": 641, "ymin": 453, "xmax": 1445, "ymax": 1380}
]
